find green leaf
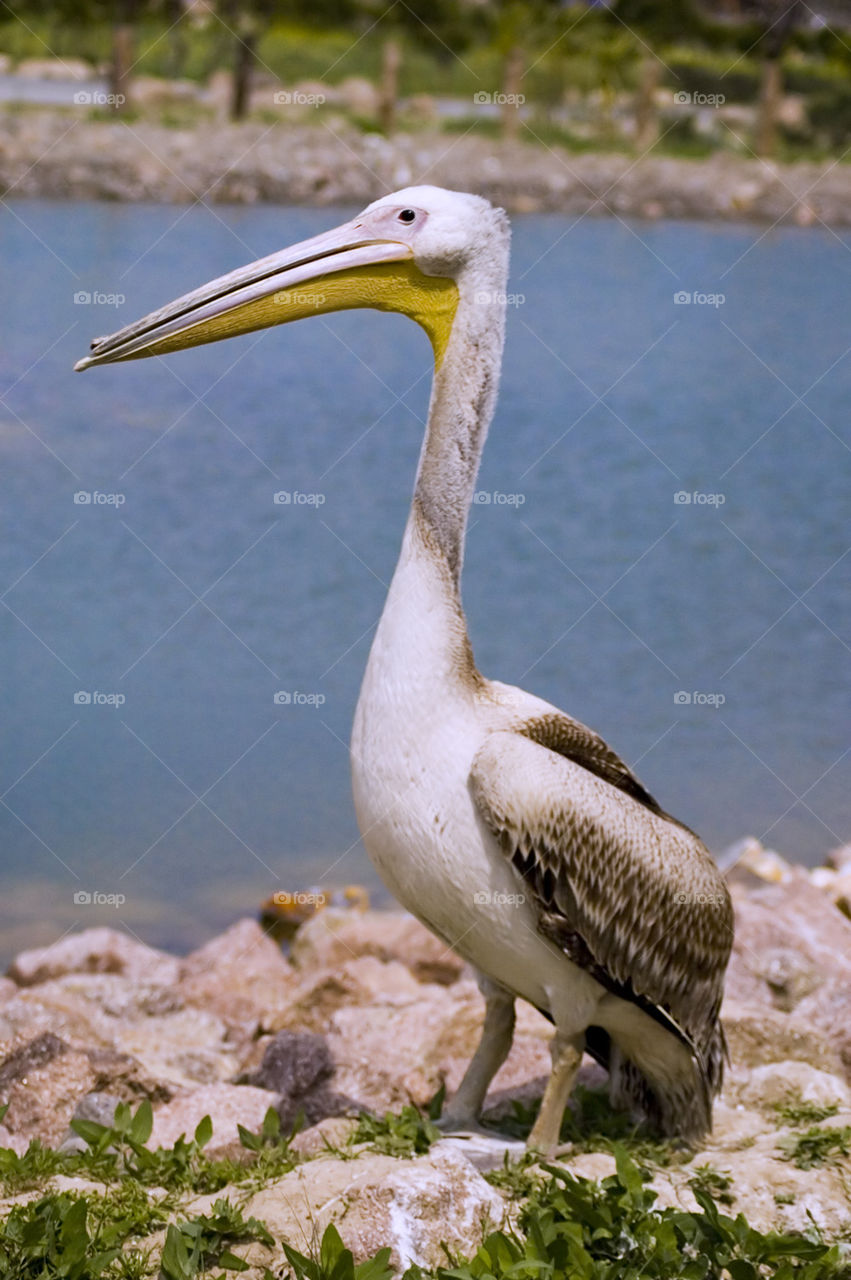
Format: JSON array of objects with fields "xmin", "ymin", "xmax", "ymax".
[
  {"xmin": 129, "ymin": 1098, "xmax": 153, "ymax": 1145},
  {"xmin": 238, "ymin": 1123, "xmax": 262, "ymax": 1152},
  {"xmin": 427, "ymin": 1082, "xmax": 446, "ymax": 1121},
  {"xmin": 219, "ymin": 1248, "xmax": 250, "ymax": 1271},
  {"xmin": 261, "ymin": 1106, "xmax": 281, "ymax": 1142},
  {"xmin": 194, "ymin": 1113, "xmax": 214, "ymax": 1149},
  {"xmin": 161, "ymin": 1223, "xmax": 193, "ymax": 1280}
]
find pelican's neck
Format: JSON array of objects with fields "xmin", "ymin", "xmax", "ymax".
[{"xmin": 411, "ymin": 270, "xmax": 508, "ymax": 590}]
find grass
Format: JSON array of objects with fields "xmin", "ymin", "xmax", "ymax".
[
  {"xmin": 777, "ymin": 1125, "xmax": 851, "ymax": 1171},
  {"xmin": 2, "ymin": 1099, "xmax": 851, "ymax": 1278}
]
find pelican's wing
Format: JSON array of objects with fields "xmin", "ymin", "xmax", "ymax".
[{"xmin": 470, "ymin": 721, "xmax": 733, "ymax": 1048}]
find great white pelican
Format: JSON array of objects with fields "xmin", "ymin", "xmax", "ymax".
[{"xmin": 77, "ymin": 186, "xmax": 733, "ymax": 1151}]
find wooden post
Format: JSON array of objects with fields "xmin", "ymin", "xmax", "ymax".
[
  {"xmin": 634, "ymin": 55, "xmax": 661, "ymax": 152},
  {"xmin": 379, "ymin": 38, "xmax": 401, "ymax": 135},
  {"xmin": 231, "ymin": 13, "xmax": 258, "ymax": 122},
  {"xmin": 501, "ymin": 44, "xmax": 524, "ymax": 141}
]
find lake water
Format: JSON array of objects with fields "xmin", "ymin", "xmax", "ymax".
[{"xmin": 1, "ymin": 199, "xmax": 849, "ymax": 963}]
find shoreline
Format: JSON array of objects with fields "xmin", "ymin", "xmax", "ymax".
[{"xmin": 2, "ymin": 113, "xmax": 850, "ymax": 224}]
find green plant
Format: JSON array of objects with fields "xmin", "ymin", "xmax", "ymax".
[
  {"xmin": 282, "ymin": 1223, "xmax": 394, "ymax": 1280},
  {"xmin": 160, "ymin": 1198, "xmax": 274, "ymax": 1279},
  {"xmin": 776, "ymin": 1100, "xmax": 841, "ymax": 1127},
  {"xmin": 778, "ymin": 1125, "xmax": 851, "ymax": 1170},
  {"xmin": 689, "ymin": 1162, "xmax": 735, "ymax": 1206},
  {"xmin": 351, "ymin": 1106, "xmax": 441, "ymax": 1157}
]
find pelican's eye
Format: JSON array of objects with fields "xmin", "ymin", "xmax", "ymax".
[{"xmin": 398, "ymin": 209, "xmax": 417, "ymax": 224}]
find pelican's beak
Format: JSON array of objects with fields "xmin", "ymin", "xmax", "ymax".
[{"xmin": 74, "ymin": 219, "xmax": 458, "ymax": 372}]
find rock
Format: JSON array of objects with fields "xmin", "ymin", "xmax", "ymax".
[
  {"xmin": 230, "ymin": 1147, "xmax": 505, "ymax": 1270},
  {"xmin": 178, "ymin": 917, "xmax": 297, "ymax": 1029},
  {"xmin": 7, "ymin": 927, "xmax": 179, "ymax": 988},
  {"xmin": 0, "ymin": 978, "xmax": 17, "ymax": 1003},
  {"xmin": 721, "ymin": 1000, "xmax": 845, "ymax": 1076},
  {"xmin": 269, "ymin": 956, "xmax": 424, "ymax": 1033},
  {"xmin": 149, "ymin": 1083, "xmax": 279, "ymax": 1157},
  {"xmin": 827, "ymin": 843, "xmax": 851, "ymax": 873},
  {"xmin": 0, "ymin": 1034, "xmax": 96, "ymax": 1146},
  {"xmin": 291, "ymin": 908, "xmax": 465, "ymax": 985},
  {"xmin": 290, "ymin": 1115, "xmax": 359, "ymax": 1156},
  {"xmin": 735, "ymin": 1061, "xmax": 851, "ymax": 1114},
  {"xmin": 58, "ymin": 1091, "xmax": 126, "ymax": 1152},
  {"xmin": 240, "ymin": 1029, "xmax": 358, "ymax": 1132},
  {"xmin": 339, "ymin": 77, "xmax": 380, "ymax": 117},
  {"xmin": 722, "ymin": 837, "xmax": 791, "ymax": 885},
  {"xmin": 432, "ymin": 1133, "xmax": 526, "ymax": 1173}
]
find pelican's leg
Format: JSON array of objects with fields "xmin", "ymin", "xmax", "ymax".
[
  {"xmin": 527, "ymin": 1031, "xmax": 584, "ymax": 1154},
  {"xmin": 439, "ymin": 975, "xmax": 515, "ymax": 1130}
]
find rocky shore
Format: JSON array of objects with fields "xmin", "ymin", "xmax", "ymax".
[
  {"xmin": 2, "ymin": 110, "xmax": 851, "ymax": 224},
  {"xmin": 2, "ymin": 840, "xmax": 851, "ymax": 1273}
]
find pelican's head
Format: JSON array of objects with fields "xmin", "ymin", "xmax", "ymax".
[{"xmin": 74, "ymin": 186, "xmax": 509, "ymax": 373}]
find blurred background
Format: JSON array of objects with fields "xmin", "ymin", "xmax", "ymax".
[{"xmin": 1, "ymin": 2, "xmax": 849, "ymax": 963}]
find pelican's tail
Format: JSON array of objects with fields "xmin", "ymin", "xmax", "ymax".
[{"xmin": 606, "ymin": 1020, "xmax": 727, "ymax": 1141}]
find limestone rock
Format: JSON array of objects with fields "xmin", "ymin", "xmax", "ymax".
[
  {"xmin": 734, "ymin": 1060, "xmax": 851, "ymax": 1114},
  {"xmin": 149, "ymin": 1082, "xmax": 279, "ymax": 1157},
  {"xmin": 7, "ymin": 927, "xmax": 179, "ymax": 988},
  {"xmin": 290, "ymin": 908, "xmax": 464, "ymax": 985},
  {"xmin": 178, "ymin": 917, "xmax": 297, "ymax": 1029},
  {"xmin": 721, "ymin": 1000, "xmax": 845, "ymax": 1076},
  {"xmin": 0, "ymin": 1033, "xmax": 96, "ymax": 1146},
  {"xmin": 230, "ymin": 1147, "xmax": 506, "ymax": 1270}
]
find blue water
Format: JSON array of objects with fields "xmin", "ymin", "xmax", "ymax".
[{"xmin": 1, "ymin": 199, "xmax": 849, "ymax": 962}]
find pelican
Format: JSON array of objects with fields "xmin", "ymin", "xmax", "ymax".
[{"xmin": 76, "ymin": 186, "xmax": 733, "ymax": 1150}]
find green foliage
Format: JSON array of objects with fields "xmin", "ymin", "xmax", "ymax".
[
  {"xmin": 351, "ymin": 1106, "xmax": 441, "ymax": 1157},
  {"xmin": 689, "ymin": 1162, "xmax": 735, "ymax": 1207},
  {"xmin": 776, "ymin": 1100, "xmax": 840, "ymax": 1127},
  {"xmin": 282, "ymin": 1223, "xmax": 394, "ymax": 1280},
  {"xmin": 0, "ymin": 1193, "xmax": 121, "ymax": 1278},
  {"xmin": 777, "ymin": 1125, "xmax": 851, "ymax": 1170},
  {"xmin": 437, "ymin": 1149, "xmax": 848, "ymax": 1280},
  {"xmin": 159, "ymin": 1198, "xmax": 274, "ymax": 1279}
]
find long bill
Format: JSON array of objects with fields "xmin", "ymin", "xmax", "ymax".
[{"xmin": 74, "ymin": 220, "xmax": 459, "ymax": 372}]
